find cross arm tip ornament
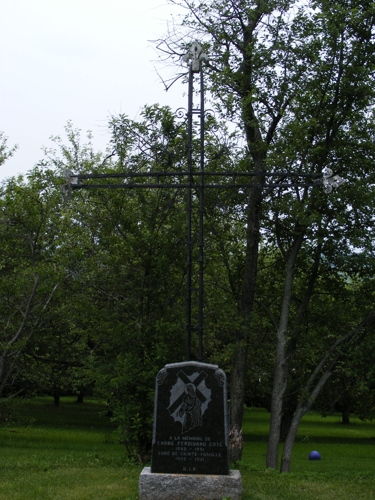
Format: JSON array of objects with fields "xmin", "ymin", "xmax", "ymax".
[
  {"xmin": 61, "ymin": 169, "xmax": 79, "ymax": 202},
  {"xmin": 183, "ymin": 42, "xmax": 208, "ymax": 73},
  {"xmin": 322, "ymin": 167, "xmax": 346, "ymax": 194}
]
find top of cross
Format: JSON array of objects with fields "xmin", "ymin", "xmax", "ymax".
[{"xmin": 182, "ymin": 42, "xmax": 208, "ymax": 73}]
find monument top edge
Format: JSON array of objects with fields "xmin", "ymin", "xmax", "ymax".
[{"xmin": 163, "ymin": 361, "xmax": 219, "ymax": 370}]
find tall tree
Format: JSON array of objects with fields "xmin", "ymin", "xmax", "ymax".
[
  {"xmin": 0, "ymin": 168, "xmax": 60, "ymax": 401},
  {"xmin": 156, "ymin": 0, "xmax": 375, "ymax": 465}
]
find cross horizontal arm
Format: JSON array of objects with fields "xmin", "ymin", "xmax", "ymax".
[
  {"xmin": 70, "ymin": 181, "xmax": 322, "ymax": 190},
  {"xmin": 72, "ymin": 171, "xmax": 323, "ymax": 180}
]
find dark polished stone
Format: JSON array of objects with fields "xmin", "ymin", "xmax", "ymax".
[{"xmin": 151, "ymin": 361, "xmax": 229, "ymax": 475}]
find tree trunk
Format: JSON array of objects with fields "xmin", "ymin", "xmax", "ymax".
[
  {"xmin": 229, "ymin": 160, "xmax": 264, "ymax": 458},
  {"xmin": 76, "ymin": 387, "xmax": 85, "ymax": 404},
  {"xmin": 228, "ymin": 424, "xmax": 243, "ymax": 463},
  {"xmin": 266, "ymin": 234, "xmax": 304, "ymax": 469},
  {"xmin": 280, "ymin": 358, "xmax": 339, "ymax": 472},
  {"xmin": 280, "ymin": 407, "xmax": 305, "ymax": 473},
  {"xmin": 266, "ymin": 345, "xmax": 287, "ymax": 468},
  {"xmin": 53, "ymin": 386, "xmax": 60, "ymax": 407},
  {"xmin": 341, "ymin": 410, "xmax": 350, "ymax": 425},
  {"xmin": 229, "ymin": 340, "xmax": 247, "ymax": 462}
]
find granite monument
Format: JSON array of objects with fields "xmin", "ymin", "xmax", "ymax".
[{"xmin": 151, "ymin": 361, "xmax": 229, "ymax": 475}]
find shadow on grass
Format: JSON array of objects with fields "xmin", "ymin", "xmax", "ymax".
[
  {"xmin": 5, "ymin": 397, "xmax": 116, "ymax": 431},
  {"xmin": 243, "ymin": 433, "xmax": 375, "ymax": 445}
]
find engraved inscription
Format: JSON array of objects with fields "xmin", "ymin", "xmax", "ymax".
[{"xmin": 155, "ymin": 435, "xmax": 223, "ymax": 464}]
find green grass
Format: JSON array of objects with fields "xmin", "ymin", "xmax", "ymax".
[
  {"xmin": 0, "ymin": 397, "xmax": 141, "ymax": 500},
  {"xmin": 240, "ymin": 407, "xmax": 375, "ymax": 499},
  {"xmin": 0, "ymin": 398, "xmax": 374, "ymax": 499}
]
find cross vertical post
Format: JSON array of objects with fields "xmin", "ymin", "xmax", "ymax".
[
  {"xmin": 186, "ymin": 63, "xmax": 193, "ymax": 361},
  {"xmin": 184, "ymin": 42, "xmax": 207, "ymax": 362},
  {"xmin": 198, "ymin": 65, "xmax": 205, "ymax": 362}
]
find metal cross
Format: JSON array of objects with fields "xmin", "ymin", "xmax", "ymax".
[{"xmin": 61, "ymin": 42, "xmax": 343, "ymax": 363}]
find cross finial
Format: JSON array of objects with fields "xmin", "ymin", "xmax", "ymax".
[
  {"xmin": 322, "ymin": 168, "xmax": 346, "ymax": 193},
  {"xmin": 182, "ymin": 42, "xmax": 208, "ymax": 73}
]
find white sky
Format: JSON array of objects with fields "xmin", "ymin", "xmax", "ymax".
[{"xmin": 0, "ymin": 0, "xmax": 186, "ymax": 181}]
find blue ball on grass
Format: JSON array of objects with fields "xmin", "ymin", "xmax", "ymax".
[{"xmin": 309, "ymin": 450, "xmax": 321, "ymax": 460}]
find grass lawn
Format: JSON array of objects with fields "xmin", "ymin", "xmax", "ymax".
[
  {"xmin": 0, "ymin": 397, "xmax": 374, "ymax": 499},
  {"xmin": 241, "ymin": 408, "xmax": 375, "ymax": 499}
]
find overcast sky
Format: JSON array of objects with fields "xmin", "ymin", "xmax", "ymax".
[{"xmin": 0, "ymin": 0, "xmax": 187, "ymax": 181}]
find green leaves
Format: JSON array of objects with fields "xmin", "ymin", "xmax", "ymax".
[{"xmin": 0, "ymin": 132, "xmax": 17, "ymax": 168}]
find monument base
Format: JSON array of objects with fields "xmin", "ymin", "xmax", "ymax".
[{"xmin": 139, "ymin": 467, "xmax": 242, "ymax": 500}]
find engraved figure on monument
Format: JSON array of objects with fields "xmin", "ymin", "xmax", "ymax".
[
  {"xmin": 168, "ymin": 370, "xmax": 211, "ymax": 433},
  {"xmin": 178, "ymin": 383, "xmax": 202, "ymax": 433}
]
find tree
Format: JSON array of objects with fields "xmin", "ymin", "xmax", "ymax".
[
  {"xmin": 156, "ymin": 0, "xmax": 375, "ymax": 466},
  {"xmin": 50, "ymin": 105, "xmax": 249, "ymax": 460},
  {"xmin": 0, "ymin": 132, "xmax": 17, "ymax": 168},
  {"xmin": 0, "ymin": 168, "xmax": 60, "ymax": 403},
  {"xmin": 316, "ymin": 277, "xmax": 375, "ymax": 425},
  {"xmin": 42, "ymin": 108, "xmax": 190, "ymax": 459}
]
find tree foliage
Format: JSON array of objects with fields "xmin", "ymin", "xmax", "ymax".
[
  {"xmin": 155, "ymin": 0, "xmax": 375, "ymax": 468},
  {"xmin": 0, "ymin": 168, "xmax": 60, "ymax": 402}
]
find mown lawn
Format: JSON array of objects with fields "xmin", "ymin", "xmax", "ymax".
[
  {"xmin": 240, "ymin": 407, "xmax": 375, "ymax": 499},
  {"xmin": 0, "ymin": 397, "xmax": 140, "ymax": 500},
  {"xmin": 0, "ymin": 397, "xmax": 374, "ymax": 499}
]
